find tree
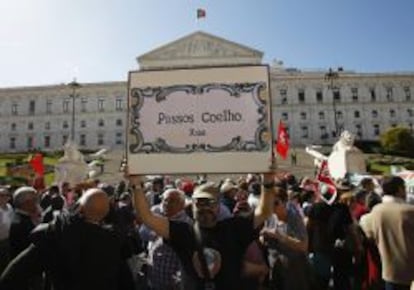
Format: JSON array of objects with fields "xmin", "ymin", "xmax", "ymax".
[{"xmin": 380, "ymin": 126, "xmax": 414, "ymax": 156}]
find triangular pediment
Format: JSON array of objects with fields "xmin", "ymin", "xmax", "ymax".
[{"xmin": 137, "ymin": 31, "xmax": 263, "ymax": 70}]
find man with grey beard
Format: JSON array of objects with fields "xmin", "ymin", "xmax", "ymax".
[{"xmin": 127, "ymin": 171, "xmax": 279, "ymax": 290}]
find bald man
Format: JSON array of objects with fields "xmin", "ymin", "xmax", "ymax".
[
  {"xmin": 0, "ymin": 188, "xmax": 134, "ymax": 290},
  {"xmin": 78, "ymin": 188, "xmax": 110, "ymax": 223}
]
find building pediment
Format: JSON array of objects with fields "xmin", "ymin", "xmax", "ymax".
[{"xmin": 137, "ymin": 31, "xmax": 263, "ymax": 70}]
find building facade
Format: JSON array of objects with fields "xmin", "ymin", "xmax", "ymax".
[
  {"xmin": 0, "ymin": 82, "xmax": 127, "ymax": 152},
  {"xmin": 0, "ymin": 31, "xmax": 413, "ymax": 152},
  {"xmin": 271, "ymin": 67, "xmax": 414, "ymax": 145}
]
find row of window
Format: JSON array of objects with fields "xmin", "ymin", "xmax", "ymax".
[
  {"xmin": 8, "ymin": 98, "xmax": 124, "ymax": 115},
  {"xmin": 8, "ymin": 133, "xmax": 124, "ymax": 149},
  {"xmin": 283, "ymin": 123, "xmax": 413, "ymax": 139},
  {"xmin": 8, "ymin": 119, "xmax": 124, "ymax": 131},
  {"xmin": 281, "ymin": 108, "xmax": 414, "ymax": 121},
  {"xmin": 280, "ymin": 86, "xmax": 411, "ymax": 104}
]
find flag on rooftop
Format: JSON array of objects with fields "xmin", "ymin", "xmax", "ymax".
[{"xmin": 197, "ymin": 8, "xmax": 206, "ymax": 19}]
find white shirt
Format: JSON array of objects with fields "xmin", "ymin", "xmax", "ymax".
[
  {"xmin": 0, "ymin": 203, "xmax": 14, "ymax": 240},
  {"xmin": 381, "ymin": 195, "xmax": 406, "ymax": 204},
  {"xmin": 247, "ymin": 194, "xmax": 260, "ymax": 210}
]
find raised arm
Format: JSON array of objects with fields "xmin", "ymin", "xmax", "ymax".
[
  {"xmin": 262, "ymin": 224, "xmax": 309, "ymax": 253},
  {"xmin": 253, "ymin": 171, "xmax": 279, "ymax": 229},
  {"xmin": 128, "ymin": 174, "xmax": 170, "ymax": 239}
]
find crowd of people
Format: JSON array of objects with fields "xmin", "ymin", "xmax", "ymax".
[{"xmin": 0, "ymin": 169, "xmax": 413, "ymax": 290}]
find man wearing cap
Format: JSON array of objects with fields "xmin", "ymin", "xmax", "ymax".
[
  {"xmin": 128, "ymin": 171, "xmax": 278, "ymax": 290},
  {"xmin": 219, "ymin": 180, "xmax": 238, "ymax": 213}
]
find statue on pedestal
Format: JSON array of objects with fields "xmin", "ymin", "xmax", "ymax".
[
  {"xmin": 54, "ymin": 141, "xmax": 88, "ymax": 186},
  {"xmin": 306, "ymin": 130, "xmax": 366, "ymax": 180}
]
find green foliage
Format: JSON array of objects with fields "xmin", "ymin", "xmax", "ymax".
[
  {"xmin": 0, "ymin": 176, "xmax": 28, "ymax": 186},
  {"xmin": 366, "ymin": 153, "xmax": 414, "ymax": 174},
  {"xmin": 0, "ymin": 153, "xmax": 60, "ymax": 186},
  {"xmin": 380, "ymin": 127, "xmax": 414, "ymax": 157}
]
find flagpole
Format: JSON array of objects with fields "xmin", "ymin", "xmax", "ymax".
[
  {"xmin": 325, "ymin": 68, "xmax": 340, "ymax": 138},
  {"xmin": 267, "ymin": 66, "xmax": 276, "ymax": 170},
  {"xmin": 196, "ymin": 8, "xmax": 206, "ymax": 21}
]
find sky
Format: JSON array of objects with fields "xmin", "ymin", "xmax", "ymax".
[{"xmin": 0, "ymin": 0, "xmax": 413, "ymax": 87}]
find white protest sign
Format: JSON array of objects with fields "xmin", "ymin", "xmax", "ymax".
[{"xmin": 127, "ymin": 65, "xmax": 273, "ymax": 174}]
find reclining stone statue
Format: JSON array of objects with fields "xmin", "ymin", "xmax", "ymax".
[
  {"xmin": 54, "ymin": 141, "xmax": 88, "ymax": 185},
  {"xmin": 306, "ymin": 130, "xmax": 366, "ymax": 180}
]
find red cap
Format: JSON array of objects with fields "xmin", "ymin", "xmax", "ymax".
[{"xmin": 181, "ymin": 181, "xmax": 194, "ymax": 195}]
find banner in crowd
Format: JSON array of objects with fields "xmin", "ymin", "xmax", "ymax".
[{"xmin": 127, "ymin": 65, "xmax": 273, "ymax": 174}]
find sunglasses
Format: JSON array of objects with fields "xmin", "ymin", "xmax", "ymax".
[
  {"xmin": 193, "ymin": 198, "xmax": 218, "ymax": 207},
  {"xmin": 274, "ymin": 200, "xmax": 282, "ymax": 207}
]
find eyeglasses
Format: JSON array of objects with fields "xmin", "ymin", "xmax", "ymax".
[{"xmin": 193, "ymin": 198, "xmax": 218, "ymax": 207}]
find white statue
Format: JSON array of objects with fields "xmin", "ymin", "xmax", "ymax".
[
  {"xmin": 331, "ymin": 130, "xmax": 355, "ymax": 153},
  {"xmin": 54, "ymin": 141, "xmax": 89, "ymax": 185},
  {"xmin": 306, "ymin": 130, "xmax": 366, "ymax": 180}
]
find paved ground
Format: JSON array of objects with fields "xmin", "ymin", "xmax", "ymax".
[{"xmin": 98, "ymin": 148, "xmax": 317, "ymax": 184}]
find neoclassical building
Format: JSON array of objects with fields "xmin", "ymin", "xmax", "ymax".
[{"xmin": 0, "ymin": 31, "xmax": 413, "ymax": 152}]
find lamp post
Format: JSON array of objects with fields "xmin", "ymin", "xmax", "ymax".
[
  {"xmin": 68, "ymin": 79, "xmax": 81, "ymax": 142},
  {"xmin": 324, "ymin": 68, "xmax": 340, "ymax": 137}
]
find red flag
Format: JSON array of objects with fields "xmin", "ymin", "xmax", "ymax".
[
  {"xmin": 316, "ymin": 160, "xmax": 337, "ymax": 204},
  {"xmin": 29, "ymin": 153, "xmax": 45, "ymax": 177},
  {"xmin": 197, "ymin": 8, "xmax": 206, "ymax": 19},
  {"xmin": 275, "ymin": 120, "xmax": 289, "ymax": 159}
]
